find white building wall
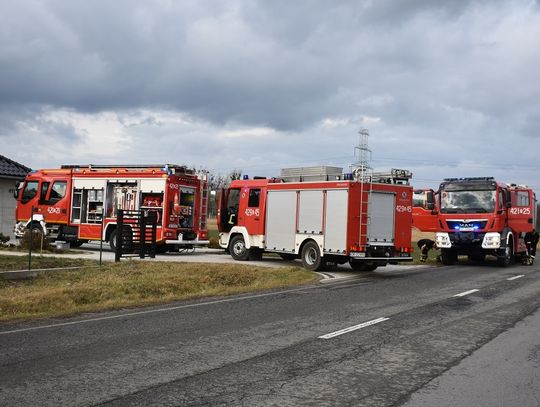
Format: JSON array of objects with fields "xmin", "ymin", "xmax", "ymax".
[{"xmin": 0, "ymin": 178, "xmax": 18, "ymax": 240}]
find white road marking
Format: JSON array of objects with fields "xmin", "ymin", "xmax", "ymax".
[
  {"xmin": 319, "ymin": 317, "xmax": 389, "ymax": 339},
  {"xmin": 0, "ymin": 285, "xmax": 327, "ymax": 336},
  {"xmin": 453, "ymin": 289, "xmax": 479, "ymax": 297},
  {"xmin": 507, "ymin": 275, "xmax": 524, "ymax": 281}
]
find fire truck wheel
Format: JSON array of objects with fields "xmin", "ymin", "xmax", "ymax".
[
  {"xmin": 440, "ymin": 248, "xmax": 457, "ymax": 265},
  {"xmin": 301, "ymin": 241, "xmax": 325, "ymax": 271},
  {"xmin": 29, "ymin": 223, "xmax": 43, "ymax": 234},
  {"xmin": 109, "ymin": 228, "xmax": 133, "ymax": 252},
  {"xmin": 229, "ymin": 235, "xmax": 250, "ymax": 261},
  {"xmin": 109, "ymin": 230, "xmax": 119, "ymax": 251},
  {"xmin": 497, "ymin": 243, "xmax": 513, "ymax": 267}
]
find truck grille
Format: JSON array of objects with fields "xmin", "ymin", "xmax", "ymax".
[{"xmin": 446, "ymin": 220, "xmax": 487, "ymax": 231}]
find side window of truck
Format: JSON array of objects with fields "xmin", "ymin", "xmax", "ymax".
[
  {"xmin": 21, "ymin": 181, "xmax": 39, "ymax": 203},
  {"xmin": 39, "ymin": 182, "xmax": 51, "ymax": 204},
  {"xmin": 413, "ymin": 191, "xmax": 424, "ymax": 207},
  {"xmin": 248, "ymin": 189, "xmax": 261, "ymax": 207},
  {"xmin": 49, "ymin": 181, "xmax": 67, "ymax": 204},
  {"xmin": 515, "ymin": 191, "xmax": 529, "ymax": 207}
]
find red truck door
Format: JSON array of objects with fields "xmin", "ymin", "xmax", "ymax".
[
  {"xmin": 40, "ymin": 179, "xmax": 70, "ymax": 225},
  {"xmin": 17, "ymin": 179, "xmax": 40, "ymax": 221},
  {"xmin": 412, "ymin": 189, "xmax": 439, "ymax": 232},
  {"xmin": 508, "ymin": 189, "xmax": 535, "ymax": 233},
  {"xmin": 238, "ymin": 187, "xmax": 263, "ymax": 235},
  {"xmin": 218, "ymin": 187, "xmax": 240, "ymax": 233}
]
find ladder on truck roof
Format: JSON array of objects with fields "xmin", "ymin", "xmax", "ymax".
[
  {"xmin": 352, "ymin": 129, "xmax": 373, "ymax": 250},
  {"xmin": 198, "ymin": 172, "xmax": 209, "ymax": 231},
  {"xmin": 61, "ymin": 164, "xmax": 195, "ymax": 174},
  {"xmin": 371, "ymin": 169, "xmax": 412, "ymax": 185},
  {"xmin": 353, "ymin": 166, "xmax": 373, "ymax": 250}
]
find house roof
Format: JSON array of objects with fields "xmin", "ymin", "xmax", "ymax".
[{"xmin": 0, "ymin": 155, "xmax": 31, "ymax": 179}]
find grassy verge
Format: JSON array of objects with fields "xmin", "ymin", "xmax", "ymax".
[
  {"xmin": 0, "ymin": 259, "xmax": 317, "ymax": 322},
  {"xmin": 0, "ymin": 254, "xmax": 98, "ymax": 271}
]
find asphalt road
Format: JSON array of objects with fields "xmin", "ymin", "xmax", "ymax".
[
  {"xmin": 1, "ymin": 260, "xmax": 539, "ymax": 406},
  {"xmin": 403, "ymin": 307, "xmax": 540, "ymax": 407}
]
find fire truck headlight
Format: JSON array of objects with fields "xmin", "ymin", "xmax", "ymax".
[
  {"xmin": 436, "ymin": 232, "xmax": 452, "ymax": 248},
  {"xmin": 482, "ymin": 232, "xmax": 501, "ymax": 249}
]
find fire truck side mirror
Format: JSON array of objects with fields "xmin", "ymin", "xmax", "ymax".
[
  {"xmin": 426, "ymin": 190, "xmax": 435, "ymax": 209},
  {"xmin": 13, "ymin": 181, "xmax": 20, "ymax": 199}
]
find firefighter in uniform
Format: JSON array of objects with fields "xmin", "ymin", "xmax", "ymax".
[
  {"xmin": 227, "ymin": 205, "xmax": 238, "ymax": 226},
  {"xmin": 523, "ymin": 229, "xmax": 539, "ymax": 265},
  {"xmin": 417, "ymin": 238, "xmax": 438, "ymax": 262}
]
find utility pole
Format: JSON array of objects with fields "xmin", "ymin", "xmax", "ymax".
[{"xmin": 351, "ymin": 128, "xmax": 372, "ymax": 182}]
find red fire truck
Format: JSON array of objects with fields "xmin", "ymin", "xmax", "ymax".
[
  {"xmin": 413, "ymin": 177, "xmax": 537, "ymax": 266},
  {"xmin": 217, "ymin": 168, "xmax": 414, "ymax": 271},
  {"xmin": 14, "ymin": 164, "xmax": 209, "ymax": 251}
]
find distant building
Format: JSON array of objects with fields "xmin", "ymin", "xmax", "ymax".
[{"xmin": 0, "ymin": 155, "xmax": 31, "ymax": 240}]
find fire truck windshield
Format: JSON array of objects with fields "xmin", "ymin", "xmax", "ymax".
[{"xmin": 440, "ymin": 190, "xmax": 496, "ymax": 214}]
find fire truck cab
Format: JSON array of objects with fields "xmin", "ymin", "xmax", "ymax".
[
  {"xmin": 218, "ymin": 167, "xmax": 414, "ymax": 271},
  {"xmin": 14, "ymin": 164, "xmax": 209, "ymax": 251},
  {"xmin": 413, "ymin": 177, "xmax": 537, "ymax": 266}
]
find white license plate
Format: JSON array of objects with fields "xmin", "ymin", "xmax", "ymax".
[{"xmin": 349, "ymin": 252, "xmax": 366, "ymax": 258}]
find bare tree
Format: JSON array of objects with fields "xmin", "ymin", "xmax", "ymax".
[{"xmin": 206, "ymin": 169, "xmax": 243, "ymax": 217}]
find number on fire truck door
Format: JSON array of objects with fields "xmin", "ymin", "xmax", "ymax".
[
  {"xmin": 508, "ymin": 189, "xmax": 535, "ymax": 233},
  {"xmin": 239, "ymin": 188, "xmax": 262, "ymax": 235}
]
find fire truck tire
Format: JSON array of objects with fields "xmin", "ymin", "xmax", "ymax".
[
  {"xmin": 27, "ymin": 223, "xmax": 44, "ymax": 239},
  {"xmin": 28, "ymin": 223, "xmax": 42, "ymax": 233},
  {"xmin": 109, "ymin": 228, "xmax": 133, "ymax": 252},
  {"xmin": 229, "ymin": 235, "xmax": 250, "ymax": 261},
  {"xmin": 497, "ymin": 243, "xmax": 513, "ymax": 267},
  {"xmin": 301, "ymin": 241, "xmax": 326, "ymax": 271},
  {"xmin": 109, "ymin": 230, "xmax": 119, "ymax": 251},
  {"xmin": 440, "ymin": 248, "xmax": 457, "ymax": 265},
  {"xmin": 349, "ymin": 261, "xmax": 378, "ymax": 272}
]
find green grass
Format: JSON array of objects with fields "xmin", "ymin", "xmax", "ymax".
[
  {"xmin": 0, "ymin": 254, "xmax": 98, "ymax": 271},
  {"xmin": 0, "ymin": 258, "xmax": 317, "ymax": 322}
]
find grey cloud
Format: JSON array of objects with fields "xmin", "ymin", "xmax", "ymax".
[
  {"xmin": 1, "ymin": 0, "xmax": 540, "ymax": 190},
  {"xmin": 1, "ymin": 0, "xmax": 509, "ymax": 131}
]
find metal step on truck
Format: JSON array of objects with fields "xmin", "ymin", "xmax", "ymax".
[{"xmin": 217, "ymin": 166, "xmax": 414, "ymax": 271}]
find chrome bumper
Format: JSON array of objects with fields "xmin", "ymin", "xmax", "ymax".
[{"xmin": 165, "ymin": 239, "xmax": 209, "ymax": 247}]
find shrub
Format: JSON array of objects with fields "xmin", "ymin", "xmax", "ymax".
[{"xmin": 0, "ymin": 233, "xmax": 9, "ymax": 246}]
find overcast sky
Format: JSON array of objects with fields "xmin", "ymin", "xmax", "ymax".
[{"xmin": 1, "ymin": 0, "xmax": 539, "ymax": 189}]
